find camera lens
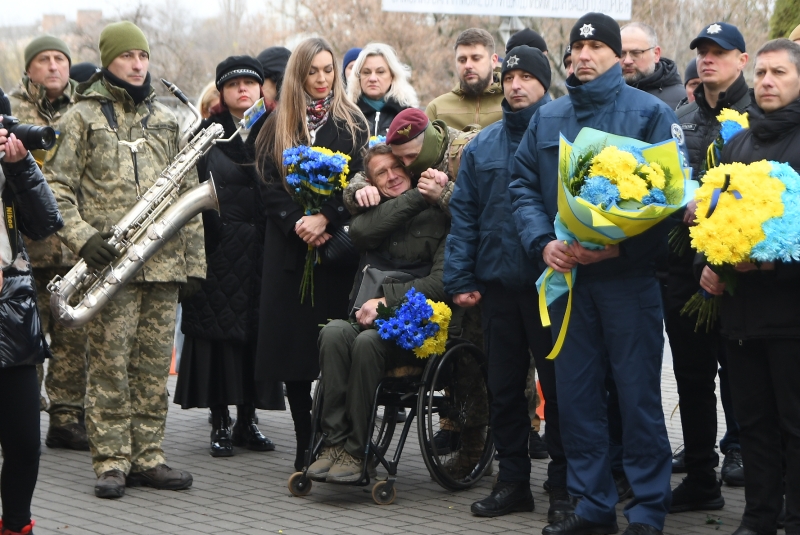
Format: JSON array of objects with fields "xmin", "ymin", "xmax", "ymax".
[{"xmin": 9, "ymin": 124, "xmax": 56, "ymax": 151}]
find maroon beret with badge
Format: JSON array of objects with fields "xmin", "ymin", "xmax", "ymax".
[{"xmin": 386, "ymin": 108, "xmax": 430, "ymax": 145}]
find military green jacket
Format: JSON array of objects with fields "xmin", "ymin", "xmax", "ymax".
[
  {"xmin": 350, "ymin": 187, "xmax": 450, "ymax": 307},
  {"xmin": 343, "ymin": 121, "xmax": 460, "ymax": 217},
  {"xmin": 424, "ymin": 73, "xmax": 504, "ymax": 130},
  {"xmin": 9, "ymin": 76, "xmax": 79, "ymax": 269},
  {"xmin": 43, "ymin": 73, "xmax": 205, "ymax": 282}
]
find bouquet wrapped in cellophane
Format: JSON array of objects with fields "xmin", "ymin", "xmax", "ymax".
[
  {"xmin": 537, "ymin": 127, "xmax": 695, "ymax": 359},
  {"xmin": 282, "ymin": 145, "xmax": 351, "ymax": 304},
  {"xmin": 375, "ymin": 288, "xmax": 452, "ymax": 358},
  {"xmin": 683, "ymin": 160, "xmax": 800, "ymax": 331}
]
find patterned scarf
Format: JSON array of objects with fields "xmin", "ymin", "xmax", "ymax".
[{"xmin": 306, "ymin": 91, "xmax": 334, "ymax": 135}]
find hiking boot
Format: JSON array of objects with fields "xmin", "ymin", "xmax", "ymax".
[
  {"xmin": 307, "ymin": 444, "xmax": 343, "ymax": 482},
  {"xmin": 548, "ymin": 486, "xmax": 577, "ymax": 524},
  {"xmin": 0, "ymin": 519, "xmax": 35, "ymax": 535},
  {"xmin": 669, "ymin": 478, "xmax": 724, "ymax": 513},
  {"xmin": 127, "ymin": 464, "xmax": 193, "ymax": 490},
  {"xmin": 326, "ymin": 450, "xmax": 366, "ymax": 484},
  {"xmin": 95, "ymin": 469, "xmax": 126, "ymax": 499},
  {"xmin": 721, "ymin": 449, "xmax": 744, "ymax": 487},
  {"xmin": 432, "ymin": 429, "xmax": 460, "ymax": 454},
  {"xmin": 45, "ymin": 422, "xmax": 89, "ymax": 451},
  {"xmin": 530, "ymin": 429, "xmax": 549, "ymax": 459}
]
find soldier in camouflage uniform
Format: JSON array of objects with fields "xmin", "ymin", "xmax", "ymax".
[
  {"xmin": 43, "ymin": 22, "xmax": 206, "ymax": 499},
  {"xmin": 9, "ymin": 35, "xmax": 90, "ymax": 451}
]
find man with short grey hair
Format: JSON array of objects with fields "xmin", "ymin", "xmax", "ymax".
[{"xmin": 621, "ymin": 22, "xmax": 685, "ymax": 109}]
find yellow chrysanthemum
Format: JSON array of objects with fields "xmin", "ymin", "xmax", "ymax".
[
  {"xmin": 589, "ymin": 146, "xmax": 639, "ymax": 180},
  {"xmin": 614, "ymin": 173, "xmax": 650, "ymax": 201},
  {"xmin": 413, "ymin": 300, "xmax": 452, "ymax": 359},
  {"xmin": 690, "ymin": 160, "xmax": 784, "ymax": 265},
  {"xmin": 717, "ymin": 108, "xmax": 749, "ymax": 129},
  {"xmin": 641, "ymin": 162, "xmax": 666, "ymax": 190}
]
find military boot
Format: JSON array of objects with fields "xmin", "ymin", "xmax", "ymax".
[
  {"xmin": 231, "ymin": 404, "xmax": 275, "ymax": 452},
  {"xmin": 127, "ymin": 464, "xmax": 193, "ymax": 490},
  {"xmin": 45, "ymin": 421, "xmax": 89, "ymax": 451}
]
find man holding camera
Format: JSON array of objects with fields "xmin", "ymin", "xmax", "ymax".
[
  {"xmin": 8, "ymin": 35, "xmax": 90, "ymax": 453},
  {"xmin": 44, "ymin": 21, "xmax": 205, "ymax": 499}
]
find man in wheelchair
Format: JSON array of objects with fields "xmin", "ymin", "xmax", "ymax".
[{"xmin": 310, "ymin": 144, "xmax": 451, "ymax": 483}]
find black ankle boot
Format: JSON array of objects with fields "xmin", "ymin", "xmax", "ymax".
[
  {"xmin": 210, "ymin": 407, "xmax": 233, "ymax": 457},
  {"xmin": 231, "ymin": 404, "xmax": 275, "ymax": 452},
  {"xmin": 292, "ymin": 409, "xmax": 312, "ymax": 472}
]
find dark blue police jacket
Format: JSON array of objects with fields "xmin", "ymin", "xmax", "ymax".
[
  {"xmin": 444, "ymin": 95, "xmax": 551, "ymax": 296},
  {"xmin": 509, "ymin": 63, "xmax": 684, "ymax": 281}
]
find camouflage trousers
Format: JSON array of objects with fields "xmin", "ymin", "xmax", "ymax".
[
  {"xmin": 34, "ymin": 268, "xmax": 88, "ymax": 424},
  {"xmin": 84, "ymin": 282, "xmax": 178, "ymax": 476}
]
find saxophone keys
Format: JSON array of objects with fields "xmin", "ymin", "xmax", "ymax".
[
  {"xmin": 147, "ymin": 223, "xmax": 165, "ymax": 241},
  {"xmin": 127, "ymin": 245, "xmax": 146, "ymax": 262},
  {"xmin": 105, "ymin": 267, "xmax": 123, "ymax": 285}
]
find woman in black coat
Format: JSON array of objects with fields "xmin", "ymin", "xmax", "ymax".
[
  {"xmin": 0, "ymin": 131, "xmax": 64, "ymax": 535},
  {"xmin": 345, "ymin": 43, "xmax": 419, "ymax": 137},
  {"xmin": 174, "ymin": 56, "xmax": 284, "ymax": 457},
  {"xmin": 254, "ymin": 37, "xmax": 369, "ymax": 471}
]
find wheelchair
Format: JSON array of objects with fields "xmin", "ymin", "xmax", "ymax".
[{"xmin": 287, "ymin": 337, "xmax": 495, "ymax": 505}]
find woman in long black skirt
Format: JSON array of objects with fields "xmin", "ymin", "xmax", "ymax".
[
  {"xmin": 174, "ymin": 56, "xmax": 284, "ymax": 457},
  {"xmin": 254, "ymin": 37, "xmax": 369, "ymax": 471}
]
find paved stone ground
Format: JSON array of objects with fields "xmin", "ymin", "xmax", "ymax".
[{"xmin": 27, "ymin": 340, "xmax": 751, "ymax": 535}]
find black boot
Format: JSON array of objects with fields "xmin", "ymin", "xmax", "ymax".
[
  {"xmin": 210, "ymin": 406, "xmax": 233, "ymax": 457},
  {"xmin": 231, "ymin": 404, "xmax": 275, "ymax": 452},
  {"xmin": 292, "ymin": 408, "xmax": 312, "ymax": 472}
]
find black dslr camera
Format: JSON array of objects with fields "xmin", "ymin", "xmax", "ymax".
[{"xmin": 1, "ymin": 116, "xmax": 56, "ymax": 152}]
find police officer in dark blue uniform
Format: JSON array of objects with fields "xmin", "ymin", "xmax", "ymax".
[{"xmin": 510, "ymin": 13, "xmax": 684, "ymax": 535}]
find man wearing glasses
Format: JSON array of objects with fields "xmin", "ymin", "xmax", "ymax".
[{"xmin": 620, "ymin": 22, "xmax": 685, "ymax": 110}]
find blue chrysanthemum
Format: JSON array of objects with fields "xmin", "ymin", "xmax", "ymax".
[
  {"xmin": 578, "ymin": 176, "xmax": 620, "ymax": 208},
  {"xmin": 642, "ymin": 188, "xmax": 667, "ymax": 205},
  {"xmin": 618, "ymin": 145, "xmax": 646, "ymax": 165},
  {"xmin": 719, "ymin": 121, "xmax": 745, "ymax": 144}
]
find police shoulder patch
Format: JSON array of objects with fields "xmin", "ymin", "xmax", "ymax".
[{"xmin": 671, "ymin": 123, "xmax": 684, "ymax": 144}]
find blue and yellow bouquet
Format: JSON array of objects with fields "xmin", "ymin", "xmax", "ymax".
[
  {"xmin": 375, "ymin": 288, "xmax": 452, "ymax": 359},
  {"xmin": 537, "ymin": 127, "xmax": 695, "ymax": 359},
  {"xmin": 368, "ymin": 135, "xmax": 386, "ymax": 148},
  {"xmin": 282, "ymin": 145, "xmax": 351, "ymax": 304},
  {"xmin": 683, "ymin": 160, "xmax": 800, "ymax": 331}
]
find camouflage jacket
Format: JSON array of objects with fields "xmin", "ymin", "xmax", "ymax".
[
  {"xmin": 424, "ymin": 73, "xmax": 504, "ymax": 130},
  {"xmin": 343, "ymin": 120, "xmax": 460, "ymax": 217},
  {"xmin": 43, "ymin": 73, "xmax": 206, "ymax": 283},
  {"xmin": 9, "ymin": 76, "xmax": 80, "ymax": 268}
]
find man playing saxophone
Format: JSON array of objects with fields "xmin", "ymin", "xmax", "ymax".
[{"xmin": 43, "ymin": 21, "xmax": 206, "ymax": 499}]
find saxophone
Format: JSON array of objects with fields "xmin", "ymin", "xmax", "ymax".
[{"xmin": 47, "ymin": 80, "xmax": 236, "ymax": 328}]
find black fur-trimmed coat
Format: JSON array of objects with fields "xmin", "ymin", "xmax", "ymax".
[{"xmin": 180, "ymin": 111, "xmax": 268, "ymax": 342}]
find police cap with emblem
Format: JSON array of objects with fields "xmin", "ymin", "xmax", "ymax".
[
  {"xmin": 386, "ymin": 108, "xmax": 429, "ymax": 146},
  {"xmin": 569, "ymin": 12, "xmax": 622, "ymax": 57},
  {"xmin": 502, "ymin": 46, "xmax": 552, "ymax": 92},
  {"xmin": 689, "ymin": 22, "xmax": 746, "ymax": 52}
]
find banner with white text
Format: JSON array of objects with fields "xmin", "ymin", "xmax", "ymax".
[{"xmin": 381, "ymin": 0, "xmax": 631, "ymax": 20}]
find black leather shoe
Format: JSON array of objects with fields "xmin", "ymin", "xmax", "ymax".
[
  {"xmin": 721, "ymin": 450, "xmax": 744, "ymax": 487},
  {"xmin": 530, "ymin": 429, "xmax": 550, "ymax": 459},
  {"xmin": 622, "ymin": 523, "xmax": 662, "ymax": 535},
  {"xmin": 670, "ymin": 478, "xmax": 724, "ymax": 513},
  {"xmin": 127, "ymin": 464, "xmax": 192, "ymax": 490},
  {"xmin": 46, "ymin": 422, "xmax": 90, "ymax": 451},
  {"xmin": 471, "ymin": 481, "xmax": 535, "ymax": 517},
  {"xmin": 231, "ymin": 419, "xmax": 275, "ymax": 451},
  {"xmin": 614, "ymin": 471, "xmax": 634, "ymax": 502},
  {"xmin": 672, "ymin": 447, "xmax": 687, "ymax": 473},
  {"xmin": 731, "ymin": 527, "xmax": 770, "ymax": 535},
  {"xmin": 542, "ymin": 513, "xmax": 619, "ymax": 535},
  {"xmin": 548, "ymin": 486, "xmax": 577, "ymax": 523},
  {"xmin": 95, "ymin": 469, "xmax": 126, "ymax": 499}
]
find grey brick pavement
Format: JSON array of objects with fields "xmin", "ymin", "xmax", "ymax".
[{"xmin": 26, "ymin": 341, "xmax": 752, "ymax": 535}]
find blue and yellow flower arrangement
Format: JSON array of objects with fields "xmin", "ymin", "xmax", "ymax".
[
  {"xmin": 282, "ymin": 145, "xmax": 351, "ymax": 304},
  {"xmin": 374, "ymin": 288, "xmax": 452, "ymax": 358}
]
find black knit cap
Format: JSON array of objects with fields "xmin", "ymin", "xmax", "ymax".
[
  {"xmin": 570, "ymin": 13, "xmax": 622, "ymax": 57},
  {"xmin": 502, "ymin": 46, "xmax": 552, "ymax": 92},
  {"xmin": 256, "ymin": 47, "xmax": 291, "ymax": 79},
  {"xmin": 70, "ymin": 62, "xmax": 100, "ymax": 83},
  {"xmin": 215, "ymin": 55, "xmax": 264, "ymax": 90},
  {"xmin": 506, "ymin": 28, "xmax": 548, "ymax": 54},
  {"xmin": 684, "ymin": 58, "xmax": 699, "ymax": 85},
  {"xmin": 563, "ymin": 45, "xmax": 572, "ymax": 67}
]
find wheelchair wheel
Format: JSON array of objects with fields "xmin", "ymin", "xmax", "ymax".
[
  {"xmin": 288, "ymin": 472, "xmax": 312, "ymax": 497},
  {"xmin": 371, "ymin": 480, "xmax": 396, "ymax": 505},
  {"xmin": 417, "ymin": 341, "xmax": 494, "ymax": 490}
]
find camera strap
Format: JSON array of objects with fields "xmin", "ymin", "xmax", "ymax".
[{"xmin": 2, "ymin": 200, "xmax": 19, "ymax": 261}]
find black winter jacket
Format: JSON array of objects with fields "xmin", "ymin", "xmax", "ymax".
[
  {"xmin": 666, "ymin": 74, "xmax": 751, "ymax": 312},
  {"xmin": 0, "ymin": 153, "xmax": 63, "ymax": 367},
  {"xmin": 715, "ymin": 98, "xmax": 800, "ymax": 340},
  {"xmin": 627, "ymin": 58, "xmax": 685, "ymax": 110},
  {"xmin": 181, "ymin": 111, "xmax": 268, "ymax": 342},
  {"xmin": 356, "ymin": 96, "xmax": 408, "ymax": 137}
]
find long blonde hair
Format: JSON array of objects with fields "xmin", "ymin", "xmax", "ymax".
[{"xmin": 256, "ymin": 37, "xmax": 366, "ymax": 186}]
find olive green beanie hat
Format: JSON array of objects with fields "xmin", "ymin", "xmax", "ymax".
[
  {"xmin": 99, "ymin": 21, "xmax": 150, "ymax": 68},
  {"xmin": 24, "ymin": 35, "xmax": 72, "ymax": 70}
]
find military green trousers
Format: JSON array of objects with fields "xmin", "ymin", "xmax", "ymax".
[
  {"xmin": 34, "ymin": 268, "xmax": 89, "ymax": 424},
  {"xmin": 318, "ymin": 320, "xmax": 421, "ymax": 459},
  {"xmin": 85, "ymin": 282, "xmax": 178, "ymax": 476}
]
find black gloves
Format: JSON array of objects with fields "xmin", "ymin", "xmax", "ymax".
[
  {"xmin": 178, "ymin": 277, "xmax": 203, "ymax": 303},
  {"xmin": 79, "ymin": 231, "xmax": 120, "ymax": 270}
]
